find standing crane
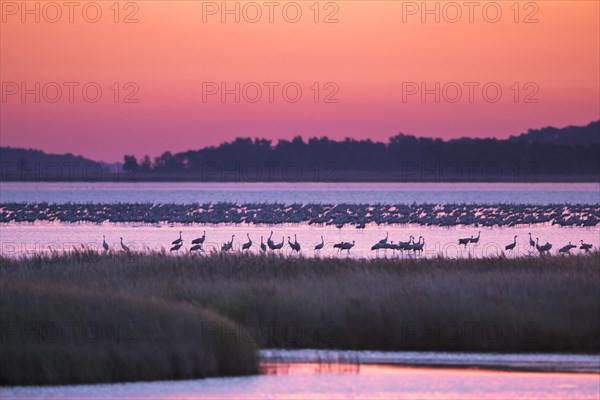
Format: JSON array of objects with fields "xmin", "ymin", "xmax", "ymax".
[
  {"xmin": 580, "ymin": 240, "xmax": 593, "ymax": 252},
  {"xmin": 242, "ymin": 234, "xmax": 253, "ymax": 251},
  {"xmin": 170, "ymin": 242, "xmax": 183, "ymax": 252},
  {"xmin": 120, "ymin": 237, "xmax": 130, "ymax": 252},
  {"xmin": 559, "ymin": 242, "xmax": 576, "ymax": 254},
  {"xmin": 378, "ymin": 232, "xmax": 389, "ymax": 245},
  {"xmin": 192, "ymin": 231, "xmax": 206, "ymax": 245},
  {"xmin": 272, "ymin": 237, "xmax": 285, "ymax": 251},
  {"xmin": 288, "ymin": 235, "xmax": 301, "ymax": 253},
  {"xmin": 458, "ymin": 236, "xmax": 472, "ymax": 247},
  {"xmin": 314, "ymin": 236, "xmax": 325, "ymax": 251},
  {"xmin": 260, "ymin": 236, "xmax": 267, "ymax": 252},
  {"xmin": 469, "ymin": 231, "xmax": 481, "ymax": 244},
  {"xmin": 505, "ymin": 235, "xmax": 517, "ymax": 252},
  {"xmin": 172, "ymin": 231, "xmax": 183, "ymax": 245},
  {"xmin": 267, "ymin": 231, "xmax": 275, "ymax": 250}
]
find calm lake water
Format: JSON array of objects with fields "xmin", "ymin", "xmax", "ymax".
[
  {"xmin": 1, "ymin": 182, "xmax": 598, "ymax": 258},
  {"xmin": 1, "ymin": 182, "xmax": 599, "ymax": 205},
  {"xmin": 3, "ymin": 350, "xmax": 599, "ymax": 399}
]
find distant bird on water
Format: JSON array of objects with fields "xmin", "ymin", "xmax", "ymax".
[
  {"xmin": 536, "ymin": 238, "xmax": 552, "ymax": 254},
  {"xmin": 528, "ymin": 233, "xmax": 536, "ymax": 251},
  {"xmin": 120, "ymin": 237, "xmax": 130, "ymax": 252},
  {"xmin": 242, "ymin": 234, "xmax": 253, "ymax": 250},
  {"xmin": 458, "ymin": 236, "xmax": 472, "ymax": 247},
  {"xmin": 288, "ymin": 235, "xmax": 301, "ymax": 253},
  {"xmin": 222, "ymin": 235, "xmax": 235, "ymax": 252},
  {"xmin": 334, "ymin": 240, "xmax": 355, "ymax": 252},
  {"xmin": 267, "ymin": 231, "xmax": 275, "ymax": 250},
  {"xmin": 314, "ymin": 236, "xmax": 325, "ymax": 251},
  {"xmin": 559, "ymin": 242, "xmax": 576, "ymax": 254},
  {"xmin": 378, "ymin": 232, "xmax": 389, "ymax": 245},
  {"xmin": 340, "ymin": 240, "xmax": 355, "ymax": 252},
  {"xmin": 192, "ymin": 231, "xmax": 206, "ymax": 245},
  {"xmin": 469, "ymin": 231, "xmax": 481, "ymax": 244},
  {"xmin": 172, "ymin": 231, "xmax": 183, "ymax": 245},
  {"xmin": 579, "ymin": 240, "xmax": 593, "ymax": 252},
  {"xmin": 273, "ymin": 236, "xmax": 285, "ymax": 251},
  {"xmin": 170, "ymin": 242, "xmax": 183, "ymax": 252},
  {"xmin": 505, "ymin": 235, "xmax": 517, "ymax": 252},
  {"xmin": 412, "ymin": 236, "xmax": 425, "ymax": 253},
  {"xmin": 260, "ymin": 236, "xmax": 267, "ymax": 252},
  {"xmin": 190, "ymin": 244, "xmax": 203, "ymax": 252}
]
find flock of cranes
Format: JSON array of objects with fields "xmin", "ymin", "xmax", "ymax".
[
  {"xmin": 101, "ymin": 230, "xmax": 595, "ymax": 256},
  {"xmin": 3, "ymin": 202, "xmax": 598, "ymax": 228},
  {"xmin": 369, "ymin": 233, "xmax": 425, "ymax": 253}
]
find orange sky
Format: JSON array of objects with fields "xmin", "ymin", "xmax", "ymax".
[{"xmin": 1, "ymin": 1, "xmax": 599, "ymax": 161}]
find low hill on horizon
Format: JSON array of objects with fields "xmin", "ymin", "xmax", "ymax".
[{"xmin": 0, "ymin": 147, "xmax": 113, "ymax": 181}]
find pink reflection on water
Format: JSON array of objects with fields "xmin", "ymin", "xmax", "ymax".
[
  {"xmin": 3, "ymin": 363, "xmax": 599, "ymax": 399},
  {"xmin": 188, "ymin": 363, "xmax": 600, "ymax": 400},
  {"xmin": 1, "ymin": 221, "xmax": 598, "ymax": 259}
]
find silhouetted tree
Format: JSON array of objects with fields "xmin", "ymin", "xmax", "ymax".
[
  {"xmin": 123, "ymin": 155, "xmax": 139, "ymax": 172},
  {"xmin": 139, "ymin": 155, "xmax": 152, "ymax": 172},
  {"xmin": 153, "ymin": 151, "xmax": 184, "ymax": 172}
]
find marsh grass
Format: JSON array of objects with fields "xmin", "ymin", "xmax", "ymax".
[
  {"xmin": 0, "ymin": 276, "xmax": 258, "ymax": 386},
  {"xmin": 1, "ymin": 250, "xmax": 599, "ymax": 385}
]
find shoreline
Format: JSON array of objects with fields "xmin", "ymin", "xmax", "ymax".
[
  {"xmin": 2, "ymin": 177, "xmax": 600, "ymax": 183},
  {"xmin": 260, "ymin": 349, "xmax": 600, "ymax": 374}
]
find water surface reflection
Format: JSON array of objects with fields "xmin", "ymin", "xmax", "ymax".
[{"xmin": 3, "ymin": 362, "xmax": 599, "ymax": 400}]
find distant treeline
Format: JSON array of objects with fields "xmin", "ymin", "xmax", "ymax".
[
  {"xmin": 122, "ymin": 121, "xmax": 600, "ymax": 182},
  {"xmin": 2, "ymin": 121, "xmax": 599, "ymax": 182}
]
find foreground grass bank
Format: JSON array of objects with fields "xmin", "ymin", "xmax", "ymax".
[
  {"xmin": 1, "ymin": 251, "xmax": 599, "ymax": 385},
  {"xmin": 0, "ymin": 280, "xmax": 258, "ymax": 386}
]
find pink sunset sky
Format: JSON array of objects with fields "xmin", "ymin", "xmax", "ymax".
[{"xmin": 1, "ymin": 1, "xmax": 599, "ymax": 162}]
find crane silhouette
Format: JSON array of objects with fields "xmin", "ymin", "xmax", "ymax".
[
  {"xmin": 536, "ymin": 238, "xmax": 552, "ymax": 254},
  {"xmin": 371, "ymin": 242, "xmax": 384, "ymax": 251},
  {"xmin": 314, "ymin": 236, "xmax": 325, "ymax": 251},
  {"xmin": 190, "ymin": 244, "xmax": 203, "ymax": 252},
  {"xmin": 559, "ymin": 242, "xmax": 576, "ymax": 254},
  {"xmin": 267, "ymin": 231, "xmax": 275, "ymax": 250},
  {"xmin": 222, "ymin": 235, "xmax": 235, "ymax": 252},
  {"xmin": 505, "ymin": 235, "xmax": 517, "ymax": 252},
  {"xmin": 403, "ymin": 236, "xmax": 416, "ymax": 251},
  {"xmin": 580, "ymin": 240, "xmax": 593, "ymax": 252},
  {"xmin": 528, "ymin": 233, "xmax": 536, "ymax": 249},
  {"xmin": 398, "ymin": 236, "xmax": 413, "ymax": 251},
  {"xmin": 288, "ymin": 235, "xmax": 301, "ymax": 253},
  {"xmin": 334, "ymin": 240, "xmax": 355, "ymax": 252},
  {"xmin": 469, "ymin": 231, "xmax": 481, "ymax": 244},
  {"xmin": 120, "ymin": 237, "xmax": 130, "ymax": 252},
  {"xmin": 102, "ymin": 235, "xmax": 109, "ymax": 252},
  {"xmin": 378, "ymin": 232, "xmax": 389, "ymax": 245},
  {"xmin": 272, "ymin": 236, "xmax": 285, "ymax": 250},
  {"xmin": 170, "ymin": 242, "xmax": 183, "ymax": 252},
  {"xmin": 412, "ymin": 236, "xmax": 425, "ymax": 253},
  {"xmin": 242, "ymin": 234, "xmax": 252, "ymax": 250},
  {"xmin": 339, "ymin": 240, "xmax": 355, "ymax": 252},
  {"xmin": 172, "ymin": 231, "xmax": 183, "ymax": 245},
  {"xmin": 458, "ymin": 236, "xmax": 472, "ymax": 247},
  {"xmin": 192, "ymin": 231, "xmax": 206, "ymax": 245},
  {"xmin": 260, "ymin": 236, "xmax": 267, "ymax": 252}
]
